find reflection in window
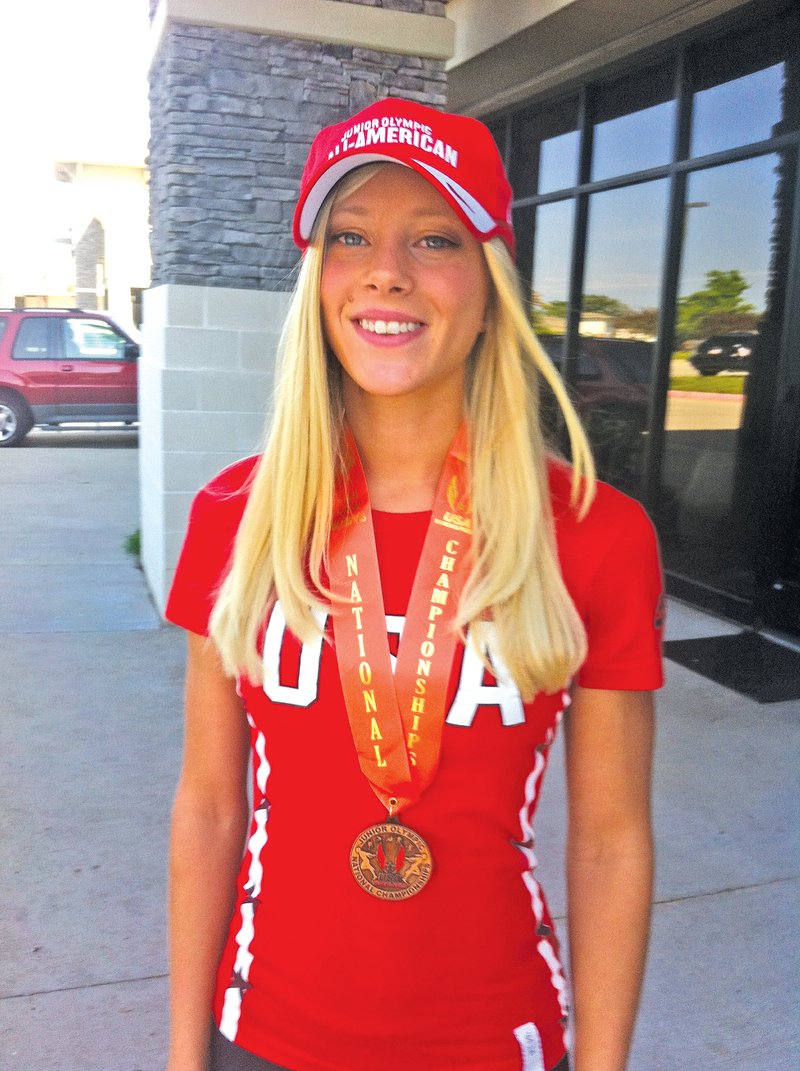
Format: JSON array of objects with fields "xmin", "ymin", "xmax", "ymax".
[
  {"xmin": 63, "ymin": 319, "xmax": 128, "ymax": 360},
  {"xmin": 539, "ymin": 132, "xmax": 580, "ymax": 195},
  {"xmin": 692, "ymin": 63, "xmax": 785, "ymax": 158},
  {"xmin": 577, "ymin": 180, "xmax": 668, "ymax": 493},
  {"xmin": 531, "ymin": 200, "xmax": 575, "ymax": 335},
  {"xmin": 582, "ymin": 181, "xmax": 668, "ymax": 326},
  {"xmin": 510, "ymin": 98, "xmax": 579, "ymax": 198},
  {"xmin": 592, "ymin": 102, "xmax": 675, "ymax": 181},
  {"xmin": 677, "ymin": 158, "xmax": 776, "ymax": 344},
  {"xmin": 661, "ymin": 153, "xmax": 785, "ymax": 601},
  {"xmin": 12, "ymin": 318, "xmax": 52, "ymax": 359},
  {"xmin": 591, "ymin": 61, "xmax": 675, "ymax": 181}
]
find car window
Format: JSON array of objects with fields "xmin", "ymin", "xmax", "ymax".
[
  {"xmin": 0, "ymin": 317, "xmax": 7, "ymax": 343},
  {"xmin": 62, "ymin": 318, "xmax": 128, "ymax": 360},
  {"xmin": 589, "ymin": 340, "xmax": 654, "ymax": 384},
  {"xmin": 539, "ymin": 335, "xmax": 565, "ymax": 365},
  {"xmin": 12, "ymin": 317, "xmax": 55, "ymax": 359},
  {"xmin": 575, "ymin": 352, "xmax": 602, "ymax": 381}
]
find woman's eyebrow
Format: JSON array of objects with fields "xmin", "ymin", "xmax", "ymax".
[{"xmin": 330, "ymin": 205, "xmax": 456, "ymax": 222}]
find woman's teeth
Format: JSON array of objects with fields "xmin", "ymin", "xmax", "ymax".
[{"xmin": 357, "ymin": 319, "xmax": 421, "ymax": 335}]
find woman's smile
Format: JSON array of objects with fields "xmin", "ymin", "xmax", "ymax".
[{"xmin": 350, "ymin": 306, "xmax": 426, "ymax": 347}]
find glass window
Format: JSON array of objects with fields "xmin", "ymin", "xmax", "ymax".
[
  {"xmin": 581, "ymin": 180, "xmax": 668, "ymax": 325},
  {"xmin": 591, "ymin": 61, "xmax": 676, "ymax": 181},
  {"xmin": 660, "ymin": 152, "xmax": 789, "ymax": 601},
  {"xmin": 62, "ymin": 319, "xmax": 128, "ymax": 360},
  {"xmin": 577, "ymin": 179, "xmax": 669, "ymax": 493},
  {"xmin": 12, "ymin": 317, "xmax": 53, "ymax": 359},
  {"xmin": 510, "ymin": 97, "xmax": 580, "ymax": 198},
  {"xmin": 0, "ymin": 317, "xmax": 7, "ymax": 343},
  {"xmin": 689, "ymin": 13, "xmax": 797, "ymax": 156},
  {"xmin": 692, "ymin": 63, "xmax": 785, "ymax": 158},
  {"xmin": 531, "ymin": 199, "xmax": 575, "ymax": 335}
]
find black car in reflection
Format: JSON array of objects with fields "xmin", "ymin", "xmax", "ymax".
[
  {"xmin": 689, "ymin": 332, "xmax": 757, "ymax": 376},
  {"xmin": 538, "ymin": 335, "xmax": 653, "ymax": 490}
]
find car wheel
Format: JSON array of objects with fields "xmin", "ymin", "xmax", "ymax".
[{"xmin": 0, "ymin": 391, "xmax": 34, "ymax": 447}]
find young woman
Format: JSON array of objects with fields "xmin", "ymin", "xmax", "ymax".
[{"xmin": 165, "ymin": 97, "xmax": 663, "ymax": 1071}]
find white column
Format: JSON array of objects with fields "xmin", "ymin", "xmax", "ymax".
[{"xmin": 139, "ymin": 283, "xmax": 290, "ymax": 614}]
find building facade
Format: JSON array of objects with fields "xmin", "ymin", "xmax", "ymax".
[
  {"xmin": 449, "ymin": 0, "xmax": 799, "ymax": 635},
  {"xmin": 144, "ymin": 0, "xmax": 799, "ymax": 636}
]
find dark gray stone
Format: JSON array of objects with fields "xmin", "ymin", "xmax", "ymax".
[{"xmin": 149, "ymin": 8, "xmax": 447, "ymax": 290}]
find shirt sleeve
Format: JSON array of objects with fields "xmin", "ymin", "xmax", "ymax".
[
  {"xmin": 165, "ymin": 460, "xmax": 254, "ymax": 636},
  {"xmin": 576, "ymin": 496, "xmax": 665, "ymax": 691}
]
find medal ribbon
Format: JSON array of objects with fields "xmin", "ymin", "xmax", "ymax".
[{"xmin": 329, "ymin": 424, "xmax": 472, "ymax": 816}]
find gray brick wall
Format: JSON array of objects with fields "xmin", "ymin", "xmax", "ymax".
[{"xmin": 148, "ymin": 8, "xmax": 447, "ymax": 290}]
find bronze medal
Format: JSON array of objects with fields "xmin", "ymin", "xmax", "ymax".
[
  {"xmin": 350, "ymin": 818, "xmax": 433, "ymax": 900},
  {"xmin": 331, "ymin": 425, "xmax": 472, "ymax": 897}
]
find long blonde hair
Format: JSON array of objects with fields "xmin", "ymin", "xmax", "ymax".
[{"xmin": 210, "ymin": 164, "xmax": 595, "ymax": 698}]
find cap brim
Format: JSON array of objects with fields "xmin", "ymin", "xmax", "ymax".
[{"xmin": 296, "ymin": 153, "xmax": 500, "ymax": 247}]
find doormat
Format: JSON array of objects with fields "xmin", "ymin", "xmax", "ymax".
[{"xmin": 663, "ymin": 631, "xmax": 800, "ymax": 703}]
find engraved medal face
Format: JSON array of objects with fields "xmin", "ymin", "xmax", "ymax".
[{"xmin": 350, "ymin": 820, "xmax": 433, "ymax": 900}]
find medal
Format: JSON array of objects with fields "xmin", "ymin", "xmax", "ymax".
[
  {"xmin": 350, "ymin": 814, "xmax": 433, "ymax": 901},
  {"xmin": 330, "ymin": 425, "xmax": 473, "ymax": 898}
]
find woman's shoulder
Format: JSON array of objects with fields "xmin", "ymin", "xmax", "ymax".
[
  {"xmin": 195, "ymin": 455, "xmax": 261, "ymax": 503},
  {"xmin": 165, "ymin": 456, "xmax": 262, "ymax": 633},
  {"xmin": 546, "ymin": 457, "xmax": 664, "ymax": 687},
  {"xmin": 546, "ymin": 455, "xmax": 658, "ymax": 567},
  {"xmin": 184, "ymin": 455, "xmax": 261, "ymax": 542},
  {"xmin": 548, "ymin": 455, "xmax": 649, "ymax": 520}
]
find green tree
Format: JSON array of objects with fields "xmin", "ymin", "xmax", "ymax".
[
  {"xmin": 544, "ymin": 300, "xmax": 568, "ymax": 319},
  {"xmin": 615, "ymin": 308, "xmax": 659, "ymax": 336},
  {"xmin": 581, "ymin": 294, "xmax": 629, "ymax": 317},
  {"xmin": 676, "ymin": 269, "xmax": 756, "ymax": 343}
]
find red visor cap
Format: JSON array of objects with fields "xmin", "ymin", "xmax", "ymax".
[{"xmin": 292, "ymin": 97, "xmax": 515, "ymax": 257}]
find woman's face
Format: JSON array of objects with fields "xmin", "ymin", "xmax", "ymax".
[{"xmin": 320, "ymin": 165, "xmax": 490, "ymax": 408}]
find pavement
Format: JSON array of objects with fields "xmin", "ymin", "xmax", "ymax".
[{"xmin": 0, "ymin": 429, "xmax": 797, "ymax": 1071}]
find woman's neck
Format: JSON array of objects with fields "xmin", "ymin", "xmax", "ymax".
[{"xmin": 345, "ymin": 394, "xmax": 464, "ymax": 512}]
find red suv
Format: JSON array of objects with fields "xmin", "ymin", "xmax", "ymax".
[{"xmin": 0, "ymin": 309, "xmax": 139, "ymax": 446}]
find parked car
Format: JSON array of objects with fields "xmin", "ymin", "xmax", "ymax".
[
  {"xmin": 0, "ymin": 309, "xmax": 139, "ymax": 446},
  {"xmin": 538, "ymin": 335, "xmax": 653, "ymax": 491},
  {"xmin": 689, "ymin": 332, "xmax": 757, "ymax": 376}
]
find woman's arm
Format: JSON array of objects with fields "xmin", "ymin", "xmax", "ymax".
[
  {"xmin": 167, "ymin": 632, "xmax": 250, "ymax": 1071},
  {"xmin": 563, "ymin": 686, "xmax": 655, "ymax": 1071}
]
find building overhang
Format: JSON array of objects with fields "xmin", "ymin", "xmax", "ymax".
[
  {"xmin": 446, "ymin": 0, "xmax": 754, "ymax": 116},
  {"xmin": 148, "ymin": 0, "xmax": 456, "ymax": 70}
]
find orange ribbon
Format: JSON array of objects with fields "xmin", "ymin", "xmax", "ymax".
[{"xmin": 329, "ymin": 425, "xmax": 473, "ymax": 816}]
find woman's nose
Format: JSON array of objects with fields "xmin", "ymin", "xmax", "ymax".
[{"xmin": 361, "ymin": 240, "xmax": 412, "ymax": 293}]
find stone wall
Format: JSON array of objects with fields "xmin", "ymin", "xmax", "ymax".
[{"xmin": 148, "ymin": 22, "xmax": 447, "ymax": 292}]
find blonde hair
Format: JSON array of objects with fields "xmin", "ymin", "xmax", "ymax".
[{"xmin": 210, "ymin": 164, "xmax": 595, "ymax": 698}]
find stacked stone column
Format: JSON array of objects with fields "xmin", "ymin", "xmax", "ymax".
[{"xmin": 142, "ymin": 0, "xmax": 451, "ymax": 610}]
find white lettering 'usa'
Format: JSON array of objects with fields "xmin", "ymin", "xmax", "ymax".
[{"xmin": 261, "ymin": 604, "xmax": 524, "ymax": 725}]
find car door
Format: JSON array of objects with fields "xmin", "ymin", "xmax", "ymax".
[
  {"xmin": 55, "ymin": 317, "xmax": 138, "ymax": 418},
  {"xmin": 9, "ymin": 316, "xmax": 62, "ymax": 419}
]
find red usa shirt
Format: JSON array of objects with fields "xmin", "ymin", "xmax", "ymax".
[{"xmin": 166, "ymin": 456, "xmax": 664, "ymax": 1071}]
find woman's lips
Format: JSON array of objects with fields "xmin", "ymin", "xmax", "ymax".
[
  {"xmin": 356, "ymin": 316, "xmax": 422, "ymax": 335},
  {"xmin": 350, "ymin": 316, "xmax": 425, "ymax": 346}
]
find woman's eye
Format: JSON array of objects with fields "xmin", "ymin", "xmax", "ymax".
[
  {"xmin": 330, "ymin": 231, "xmax": 365, "ymax": 247},
  {"xmin": 420, "ymin": 234, "xmax": 457, "ymax": 250}
]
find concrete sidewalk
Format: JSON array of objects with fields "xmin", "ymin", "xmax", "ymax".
[{"xmin": 1, "ymin": 432, "xmax": 797, "ymax": 1071}]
